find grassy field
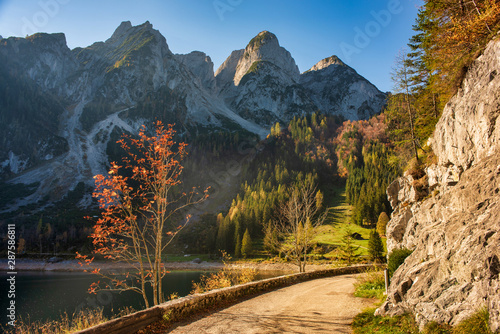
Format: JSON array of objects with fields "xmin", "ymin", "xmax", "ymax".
[{"xmin": 313, "ymin": 184, "xmax": 385, "ymax": 258}]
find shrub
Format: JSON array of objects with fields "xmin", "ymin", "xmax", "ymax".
[
  {"xmin": 387, "ymin": 248, "xmax": 413, "ymax": 277},
  {"xmin": 1, "ymin": 307, "xmax": 135, "ymax": 334}
]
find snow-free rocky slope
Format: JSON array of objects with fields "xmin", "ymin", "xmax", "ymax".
[
  {"xmin": 376, "ymin": 38, "xmax": 500, "ymax": 332},
  {"xmin": 0, "ymin": 22, "xmax": 385, "ymax": 208}
]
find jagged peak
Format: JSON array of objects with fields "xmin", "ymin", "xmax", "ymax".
[
  {"xmin": 110, "ymin": 21, "xmax": 133, "ymax": 40},
  {"xmin": 306, "ymin": 55, "xmax": 346, "ymax": 72},
  {"xmin": 106, "ymin": 21, "xmax": 156, "ymax": 45}
]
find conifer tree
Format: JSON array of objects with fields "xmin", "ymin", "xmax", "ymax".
[
  {"xmin": 241, "ymin": 228, "xmax": 252, "ymax": 258},
  {"xmin": 234, "ymin": 233, "xmax": 242, "ymax": 258},
  {"xmin": 368, "ymin": 230, "xmax": 385, "ymax": 263},
  {"xmin": 338, "ymin": 224, "xmax": 360, "ymax": 265}
]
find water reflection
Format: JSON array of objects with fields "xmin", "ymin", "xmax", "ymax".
[{"xmin": 0, "ymin": 270, "xmax": 289, "ymax": 324}]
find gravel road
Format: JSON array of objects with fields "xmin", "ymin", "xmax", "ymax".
[{"xmin": 167, "ymin": 273, "xmax": 374, "ymax": 334}]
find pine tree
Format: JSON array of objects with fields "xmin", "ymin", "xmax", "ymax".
[
  {"xmin": 234, "ymin": 233, "xmax": 242, "ymax": 258},
  {"xmin": 338, "ymin": 224, "xmax": 360, "ymax": 265},
  {"xmin": 241, "ymin": 229, "xmax": 252, "ymax": 258},
  {"xmin": 368, "ymin": 230, "xmax": 385, "ymax": 263}
]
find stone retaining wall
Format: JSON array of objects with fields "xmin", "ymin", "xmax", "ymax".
[{"xmin": 75, "ymin": 264, "xmax": 375, "ymax": 334}]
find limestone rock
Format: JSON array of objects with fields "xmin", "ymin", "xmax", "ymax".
[
  {"xmin": 378, "ymin": 38, "xmax": 500, "ymax": 332},
  {"xmin": 232, "ymin": 31, "xmax": 300, "ymax": 86},
  {"xmin": 176, "ymin": 51, "xmax": 217, "ymax": 93},
  {"xmin": 431, "ymin": 39, "xmax": 500, "ymax": 171}
]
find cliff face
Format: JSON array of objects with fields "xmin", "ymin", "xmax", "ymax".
[{"xmin": 377, "ymin": 39, "xmax": 500, "ymax": 332}]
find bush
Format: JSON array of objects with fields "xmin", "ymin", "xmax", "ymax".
[
  {"xmin": 387, "ymin": 248, "xmax": 413, "ymax": 277},
  {"xmin": 1, "ymin": 307, "xmax": 135, "ymax": 334}
]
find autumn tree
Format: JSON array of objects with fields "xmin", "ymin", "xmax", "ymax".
[
  {"xmin": 77, "ymin": 121, "xmax": 208, "ymax": 308},
  {"xmin": 376, "ymin": 212, "xmax": 390, "ymax": 237},
  {"xmin": 272, "ymin": 175, "xmax": 327, "ymax": 272}
]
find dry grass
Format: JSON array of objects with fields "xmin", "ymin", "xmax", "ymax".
[
  {"xmin": 2, "ymin": 307, "xmax": 135, "ymax": 334},
  {"xmin": 191, "ymin": 252, "xmax": 257, "ymax": 294}
]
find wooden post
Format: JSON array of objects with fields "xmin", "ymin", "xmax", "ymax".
[{"xmin": 384, "ymin": 269, "xmax": 389, "ymax": 295}]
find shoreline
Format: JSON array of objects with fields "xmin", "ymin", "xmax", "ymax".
[{"xmin": 1, "ymin": 258, "xmax": 335, "ymax": 273}]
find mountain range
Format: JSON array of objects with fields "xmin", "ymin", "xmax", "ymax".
[{"xmin": 0, "ymin": 21, "xmax": 386, "ymax": 209}]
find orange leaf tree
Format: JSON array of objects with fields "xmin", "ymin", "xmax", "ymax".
[{"xmin": 77, "ymin": 121, "xmax": 208, "ymax": 307}]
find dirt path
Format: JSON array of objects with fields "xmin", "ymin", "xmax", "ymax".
[{"xmin": 167, "ymin": 273, "xmax": 374, "ymax": 334}]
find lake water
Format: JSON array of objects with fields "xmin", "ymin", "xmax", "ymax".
[{"xmin": 0, "ymin": 269, "xmax": 288, "ymax": 325}]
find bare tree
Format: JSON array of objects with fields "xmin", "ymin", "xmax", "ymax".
[{"xmin": 272, "ymin": 175, "xmax": 328, "ymax": 272}]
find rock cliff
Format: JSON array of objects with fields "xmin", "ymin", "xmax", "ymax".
[{"xmin": 377, "ymin": 38, "xmax": 500, "ymax": 332}]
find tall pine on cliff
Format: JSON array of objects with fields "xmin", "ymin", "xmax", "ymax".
[{"xmin": 386, "ymin": 0, "xmax": 500, "ymax": 161}]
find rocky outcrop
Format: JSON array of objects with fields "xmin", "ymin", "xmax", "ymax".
[
  {"xmin": 377, "ymin": 38, "xmax": 500, "ymax": 332},
  {"xmin": 431, "ymin": 40, "xmax": 500, "ymax": 171}
]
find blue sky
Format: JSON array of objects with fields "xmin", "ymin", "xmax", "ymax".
[{"xmin": 0, "ymin": 0, "xmax": 422, "ymax": 92}]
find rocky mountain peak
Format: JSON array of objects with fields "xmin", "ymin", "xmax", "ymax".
[
  {"xmin": 246, "ymin": 30, "xmax": 279, "ymax": 51},
  {"xmin": 109, "ymin": 21, "xmax": 133, "ymax": 40},
  {"xmin": 104, "ymin": 20, "xmax": 166, "ymax": 51},
  {"xmin": 232, "ymin": 30, "xmax": 299, "ymax": 86},
  {"xmin": 307, "ymin": 55, "xmax": 346, "ymax": 72}
]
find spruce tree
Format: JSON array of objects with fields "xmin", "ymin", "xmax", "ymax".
[
  {"xmin": 368, "ymin": 230, "xmax": 385, "ymax": 263},
  {"xmin": 234, "ymin": 233, "xmax": 242, "ymax": 258},
  {"xmin": 241, "ymin": 229, "xmax": 252, "ymax": 258},
  {"xmin": 338, "ymin": 224, "xmax": 360, "ymax": 265}
]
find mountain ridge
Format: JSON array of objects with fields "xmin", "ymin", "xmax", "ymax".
[{"xmin": 0, "ymin": 21, "xmax": 386, "ymax": 208}]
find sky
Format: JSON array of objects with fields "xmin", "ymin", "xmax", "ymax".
[{"xmin": 0, "ymin": 0, "xmax": 422, "ymax": 92}]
